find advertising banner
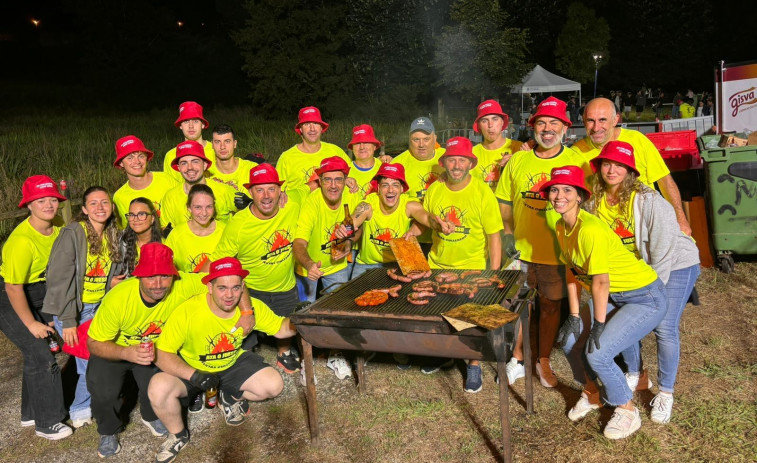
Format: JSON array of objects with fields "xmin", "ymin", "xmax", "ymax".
[{"xmin": 716, "ymin": 60, "xmax": 757, "ymax": 132}]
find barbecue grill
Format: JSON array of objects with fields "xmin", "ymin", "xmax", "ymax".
[{"xmin": 291, "ymin": 268, "xmax": 536, "ymax": 463}]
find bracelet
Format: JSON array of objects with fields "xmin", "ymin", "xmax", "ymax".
[{"xmin": 239, "ymin": 310, "xmax": 254, "ymax": 316}]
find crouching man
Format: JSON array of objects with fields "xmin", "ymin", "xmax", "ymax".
[{"xmin": 147, "ymin": 257, "xmax": 297, "ymax": 463}]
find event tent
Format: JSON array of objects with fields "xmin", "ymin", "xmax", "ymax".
[{"xmin": 511, "ymin": 65, "xmax": 581, "ymax": 115}]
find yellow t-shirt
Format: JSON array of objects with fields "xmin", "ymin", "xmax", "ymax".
[
  {"xmin": 160, "ymin": 180, "xmax": 238, "ymax": 229},
  {"xmin": 424, "ymin": 177, "xmax": 504, "ymax": 269},
  {"xmin": 155, "ymin": 294, "xmax": 283, "ymax": 373},
  {"xmin": 348, "ymin": 160, "xmax": 382, "ymax": 199},
  {"xmin": 594, "ymin": 192, "xmax": 638, "ymax": 257},
  {"xmin": 556, "ymin": 209, "xmax": 657, "ymax": 293},
  {"xmin": 0, "ymin": 218, "xmax": 60, "ymax": 284},
  {"xmin": 472, "ymin": 139, "xmax": 521, "ymax": 190},
  {"xmin": 163, "ymin": 140, "xmax": 217, "ymax": 183},
  {"xmin": 211, "ymin": 203, "xmax": 300, "ymax": 293},
  {"xmin": 113, "ymin": 172, "xmax": 179, "ymax": 229},
  {"xmin": 88, "ymin": 273, "xmax": 205, "ymax": 347},
  {"xmin": 81, "ymin": 227, "xmax": 112, "ymax": 304},
  {"xmin": 571, "ymin": 128, "xmax": 670, "ymax": 187},
  {"xmin": 276, "ymin": 142, "xmax": 349, "ymax": 200},
  {"xmin": 392, "ymin": 148, "xmax": 446, "ymax": 202},
  {"xmin": 357, "ymin": 194, "xmax": 416, "ymax": 265},
  {"xmin": 165, "ymin": 222, "xmax": 226, "ymax": 273},
  {"xmin": 209, "ymin": 158, "xmax": 258, "ymax": 196},
  {"xmin": 294, "ymin": 189, "xmax": 361, "ymax": 276},
  {"xmin": 680, "ymin": 103, "xmax": 695, "ymax": 119},
  {"xmin": 496, "ymin": 147, "xmax": 591, "ymax": 265}
]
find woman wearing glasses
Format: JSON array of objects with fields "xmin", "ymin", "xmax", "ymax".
[{"xmin": 121, "ymin": 197, "xmax": 163, "ymax": 276}]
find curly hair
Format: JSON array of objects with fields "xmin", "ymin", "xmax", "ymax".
[
  {"xmin": 584, "ymin": 170, "xmax": 648, "ymax": 216},
  {"xmin": 75, "ymin": 186, "xmax": 122, "ymax": 262},
  {"xmin": 122, "ymin": 197, "xmax": 162, "ymax": 274}
]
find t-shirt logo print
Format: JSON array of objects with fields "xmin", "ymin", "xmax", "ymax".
[
  {"xmin": 416, "ymin": 172, "xmax": 438, "ymax": 199},
  {"xmin": 438, "ymin": 206, "xmax": 470, "ymax": 240},
  {"xmin": 612, "ymin": 218, "xmax": 635, "ymax": 245},
  {"xmin": 261, "ymin": 229, "xmax": 293, "ymax": 263},
  {"xmin": 320, "ymin": 224, "xmax": 340, "ymax": 254},
  {"xmin": 302, "ymin": 166, "xmax": 318, "ymax": 183},
  {"xmin": 126, "ymin": 321, "xmax": 165, "ymax": 344},
  {"xmin": 188, "ymin": 253, "xmax": 211, "ymax": 273},
  {"xmin": 198, "ymin": 332, "xmax": 240, "ymax": 368},
  {"xmin": 522, "ymin": 172, "xmax": 552, "ymax": 211},
  {"xmin": 369, "ymin": 227, "xmax": 397, "ymax": 248},
  {"xmin": 482, "ymin": 162, "xmax": 502, "ymax": 186}
]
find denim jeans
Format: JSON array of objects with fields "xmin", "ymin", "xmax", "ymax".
[
  {"xmin": 54, "ymin": 301, "xmax": 99, "ymax": 421},
  {"xmin": 622, "ymin": 265, "xmax": 700, "ymax": 393},
  {"xmin": 295, "ymin": 265, "xmax": 352, "ymax": 303},
  {"xmin": 562, "ymin": 278, "xmax": 667, "ymax": 405}
]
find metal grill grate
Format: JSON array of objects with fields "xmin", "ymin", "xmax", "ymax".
[{"xmin": 307, "ymin": 269, "xmax": 524, "ymax": 316}]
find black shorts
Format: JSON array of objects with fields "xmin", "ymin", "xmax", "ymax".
[
  {"xmin": 247, "ymin": 286, "xmax": 298, "ymax": 318},
  {"xmin": 179, "ymin": 351, "xmax": 270, "ymax": 404}
]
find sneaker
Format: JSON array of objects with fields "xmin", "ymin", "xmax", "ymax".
[
  {"xmin": 21, "ymin": 419, "xmax": 35, "ymax": 427},
  {"xmin": 625, "ymin": 369, "xmax": 653, "ymax": 391},
  {"xmin": 218, "ymin": 390, "xmax": 250, "ymax": 426},
  {"xmin": 72, "ymin": 417, "xmax": 93, "ymax": 428},
  {"xmin": 35, "ymin": 422, "xmax": 73, "ymax": 440},
  {"xmin": 299, "ymin": 366, "xmax": 318, "ymax": 386},
  {"xmin": 141, "ymin": 418, "xmax": 169, "ymax": 437},
  {"xmin": 603, "ymin": 407, "xmax": 642, "ymax": 440},
  {"xmin": 650, "ymin": 393, "xmax": 674, "ymax": 424},
  {"xmin": 505, "ymin": 357, "xmax": 525, "ymax": 385},
  {"xmin": 568, "ymin": 392, "xmax": 600, "ymax": 422},
  {"xmin": 420, "ymin": 358, "xmax": 454, "ymax": 375},
  {"xmin": 393, "ymin": 353, "xmax": 411, "ymax": 370},
  {"xmin": 326, "ymin": 352, "xmax": 353, "ymax": 380},
  {"xmin": 97, "ymin": 434, "xmax": 121, "ymax": 458},
  {"xmin": 155, "ymin": 431, "xmax": 190, "ymax": 463},
  {"xmin": 536, "ymin": 358, "xmax": 558, "ymax": 388},
  {"xmin": 464, "ymin": 364, "xmax": 483, "ymax": 393},
  {"xmin": 188, "ymin": 393, "xmax": 204, "ymax": 414},
  {"xmin": 277, "ymin": 350, "xmax": 301, "ymax": 374}
]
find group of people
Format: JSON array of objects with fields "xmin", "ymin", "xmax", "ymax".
[{"xmin": 0, "ymin": 95, "xmax": 700, "ymax": 460}]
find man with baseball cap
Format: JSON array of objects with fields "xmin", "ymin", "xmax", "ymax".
[
  {"xmin": 208, "ymin": 164, "xmax": 302, "ymax": 375},
  {"xmin": 113, "ymin": 135, "xmax": 179, "ymax": 229},
  {"xmin": 393, "ymin": 116, "xmax": 446, "ymax": 202},
  {"xmin": 421, "ymin": 136, "xmax": 503, "ymax": 391},
  {"xmin": 572, "ymin": 97, "xmax": 691, "ymax": 235},
  {"xmin": 495, "ymin": 96, "xmax": 591, "ymax": 389},
  {"xmin": 471, "ymin": 100, "xmax": 523, "ymax": 190},
  {"xmin": 347, "ymin": 124, "xmax": 384, "ymax": 198},
  {"xmin": 148, "ymin": 257, "xmax": 296, "ymax": 463},
  {"xmin": 86, "ymin": 243, "xmax": 254, "ymax": 458},
  {"xmin": 163, "ymin": 101, "xmax": 217, "ymax": 183},
  {"xmin": 209, "ymin": 124, "xmax": 258, "ymax": 197},
  {"xmin": 160, "ymin": 140, "xmax": 238, "ymax": 231},
  {"xmin": 276, "ymin": 106, "xmax": 350, "ymax": 206}
]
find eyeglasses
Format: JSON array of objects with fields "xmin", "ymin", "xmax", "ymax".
[
  {"xmin": 320, "ymin": 177, "xmax": 345, "ymax": 185},
  {"xmin": 125, "ymin": 211, "xmax": 153, "ymax": 221}
]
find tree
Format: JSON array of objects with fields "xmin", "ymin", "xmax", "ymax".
[{"xmin": 554, "ymin": 2, "xmax": 610, "ymax": 84}]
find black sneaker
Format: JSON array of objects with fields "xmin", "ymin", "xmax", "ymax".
[
  {"xmin": 218, "ymin": 390, "xmax": 250, "ymax": 426},
  {"xmin": 97, "ymin": 434, "xmax": 121, "ymax": 458},
  {"xmin": 141, "ymin": 418, "xmax": 169, "ymax": 437},
  {"xmin": 155, "ymin": 431, "xmax": 189, "ymax": 463},
  {"xmin": 35, "ymin": 422, "xmax": 73, "ymax": 440},
  {"xmin": 276, "ymin": 350, "xmax": 301, "ymax": 374},
  {"xmin": 188, "ymin": 393, "xmax": 204, "ymax": 414}
]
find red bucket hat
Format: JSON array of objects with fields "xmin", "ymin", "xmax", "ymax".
[
  {"xmin": 294, "ymin": 106, "xmax": 329, "ymax": 135},
  {"xmin": 368, "ymin": 163, "xmax": 409, "ymax": 194},
  {"xmin": 243, "ymin": 163, "xmax": 284, "ymax": 189},
  {"xmin": 528, "ymin": 96, "xmax": 572, "ymax": 128},
  {"xmin": 114, "ymin": 135, "xmax": 154, "ymax": 167},
  {"xmin": 171, "ymin": 140, "xmax": 213, "ymax": 171},
  {"xmin": 174, "ymin": 101, "xmax": 209, "ymax": 128},
  {"xmin": 132, "ymin": 243, "xmax": 179, "ymax": 278},
  {"xmin": 347, "ymin": 124, "xmax": 383, "ymax": 149},
  {"xmin": 539, "ymin": 165, "xmax": 591, "ymax": 199},
  {"xmin": 590, "ymin": 141, "xmax": 639, "ymax": 175},
  {"xmin": 201, "ymin": 257, "xmax": 250, "ymax": 284},
  {"xmin": 473, "ymin": 100, "xmax": 510, "ymax": 133},
  {"xmin": 18, "ymin": 175, "xmax": 67, "ymax": 208},
  {"xmin": 315, "ymin": 156, "xmax": 350, "ymax": 177},
  {"xmin": 439, "ymin": 136, "xmax": 477, "ymax": 168}
]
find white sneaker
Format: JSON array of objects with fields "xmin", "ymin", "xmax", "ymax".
[
  {"xmin": 21, "ymin": 419, "xmax": 35, "ymax": 427},
  {"xmin": 326, "ymin": 352, "xmax": 353, "ymax": 380},
  {"xmin": 568, "ymin": 392, "xmax": 600, "ymax": 422},
  {"xmin": 505, "ymin": 358, "xmax": 525, "ymax": 385},
  {"xmin": 299, "ymin": 362, "xmax": 318, "ymax": 386},
  {"xmin": 71, "ymin": 417, "xmax": 93, "ymax": 429},
  {"xmin": 650, "ymin": 393, "xmax": 674, "ymax": 424},
  {"xmin": 625, "ymin": 371, "xmax": 653, "ymax": 391},
  {"xmin": 603, "ymin": 407, "xmax": 642, "ymax": 440}
]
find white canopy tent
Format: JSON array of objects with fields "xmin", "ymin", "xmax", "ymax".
[{"xmin": 511, "ymin": 65, "xmax": 581, "ymax": 117}]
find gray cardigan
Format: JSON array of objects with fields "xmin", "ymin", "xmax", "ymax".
[
  {"xmin": 41, "ymin": 222, "xmax": 125, "ymax": 328},
  {"xmin": 633, "ymin": 189, "xmax": 700, "ymax": 284}
]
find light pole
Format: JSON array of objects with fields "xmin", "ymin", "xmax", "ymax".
[{"xmin": 593, "ymin": 53, "xmax": 602, "ymax": 98}]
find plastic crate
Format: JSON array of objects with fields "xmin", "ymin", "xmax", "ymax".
[
  {"xmin": 646, "ymin": 130, "xmax": 701, "ymax": 171},
  {"xmin": 659, "ymin": 148, "xmax": 703, "ymax": 171}
]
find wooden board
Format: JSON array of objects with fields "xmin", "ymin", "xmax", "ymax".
[
  {"xmin": 443, "ymin": 303, "xmax": 519, "ymax": 331},
  {"xmin": 389, "ymin": 236, "xmax": 431, "ymax": 275}
]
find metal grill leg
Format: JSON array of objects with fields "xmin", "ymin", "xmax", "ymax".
[
  {"xmin": 493, "ymin": 326, "xmax": 513, "ymax": 463},
  {"xmin": 301, "ymin": 338, "xmax": 319, "ymax": 443},
  {"xmin": 523, "ymin": 299, "xmax": 534, "ymax": 414}
]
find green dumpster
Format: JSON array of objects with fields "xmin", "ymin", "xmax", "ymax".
[{"xmin": 701, "ymin": 146, "xmax": 757, "ymax": 273}]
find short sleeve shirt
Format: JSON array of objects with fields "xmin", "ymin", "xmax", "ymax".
[
  {"xmin": 160, "ymin": 180, "xmax": 238, "ymax": 229},
  {"xmin": 209, "ymin": 159, "xmax": 259, "ymax": 196},
  {"xmin": 0, "ymin": 218, "xmax": 60, "ymax": 284},
  {"xmin": 276, "ymin": 142, "xmax": 349, "ymax": 199},
  {"xmin": 392, "ymin": 148, "xmax": 446, "ymax": 202},
  {"xmin": 472, "ymin": 139, "xmax": 522, "ymax": 190},
  {"xmin": 357, "ymin": 194, "xmax": 416, "ymax": 265},
  {"xmin": 81, "ymin": 227, "xmax": 112, "ymax": 304},
  {"xmin": 348, "ymin": 160, "xmax": 382, "ymax": 198},
  {"xmin": 594, "ymin": 192, "xmax": 639, "ymax": 257},
  {"xmin": 163, "ymin": 141, "xmax": 217, "ymax": 183},
  {"xmin": 113, "ymin": 172, "xmax": 179, "ymax": 229},
  {"xmin": 164, "ymin": 222, "xmax": 226, "ymax": 273}
]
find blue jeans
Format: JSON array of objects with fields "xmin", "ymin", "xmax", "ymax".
[
  {"xmin": 54, "ymin": 302, "xmax": 99, "ymax": 421},
  {"xmin": 562, "ymin": 279, "xmax": 667, "ymax": 406},
  {"xmin": 351, "ymin": 263, "xmax": 390, "ymax": 279},
  {"xmin": 296, "ymin": 265, "xmax": 352, "ymax": 303},
  {"xmin": 622, "ymin": 265, "xmax": 699, "ymax": 393}
]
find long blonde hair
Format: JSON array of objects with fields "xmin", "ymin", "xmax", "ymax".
[{"xmin": 584, "ymin": 170, "xmax": 646, "ymax": 217}]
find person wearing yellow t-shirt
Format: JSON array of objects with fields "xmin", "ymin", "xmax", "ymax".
[
  {"xmin": 471, "ymin": 99, "xmax": 523, "ymax": 190},
  {"xmin": 86, "ymin": 243, "xmax": 254, "ymax": 458},
  {"xmin": 163, "ymin": 101, "xmax": 217, "ymax": 183},
  {"xmin": 0, "ymin": 175, "xmax": 71, "ymax": 440},
  {"xmin": 540, "ymin": 165, "xmax": 666, "ymax": 440},
  {"xmin": 496, "ymin": 97, "xmax": 592, "ymax": 389},
  {"xmin": 347, "ymin": 124, "xmax": 383, "ymax": 198},
  {"xmin": 679, "ymin": 98, "xmax": 695, "ymax": 118},
  {"xmin": 42, "ymin": 186, "xmax": 126, "ymax": 429},
  {"xmin": 276, "ymin": 106, "xmax": 350, "ymax": 205},
  {"xmin": 148, "ymin": 257, "xmax": 297, "ymax": 462},
  {"xmin": 571, "ymin": 97, "xmax": 691, "ymax": 235},
  {"xmin": 113, "ymin": 135, "xmax": 179, "ymax": 229},
  {"xmin": 160, "ymin": 141, "xmax": 238, "ymax": 231},
  {"xmin": 165, "ymin": 184, "xmax": 225, "ymax": 273},
  {"xmin": 121, "ymin": 198, "xmax": 163, "ymax": 277},
  {"xmin": 208, "ymin": 124, "xmax": 258, "ymax": 199}
]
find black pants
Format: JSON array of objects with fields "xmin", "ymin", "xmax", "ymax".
[
  {"xmin": 0, "ymin": 281, "xmax": 66, "ymax": 428},
  {"xmin": 86, "ymin": 355, "xmax": 159, "ymax": 435}
]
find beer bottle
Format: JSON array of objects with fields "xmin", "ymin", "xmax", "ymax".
[
  {"xmin": 47, "ymin": 334, "xmax": 60, "ymax": 353},
  {"xmin": 205, "ymin": 386, "xmax": 218, "ymax": 408},
  {"xmin": 342, "ymin": 204, "xmax": 354, "ymax": 236}
]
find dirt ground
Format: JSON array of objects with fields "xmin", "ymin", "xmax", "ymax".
[{"xmin": 0, "ymin": 265, "xmax": 755, "ymax": 463}]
